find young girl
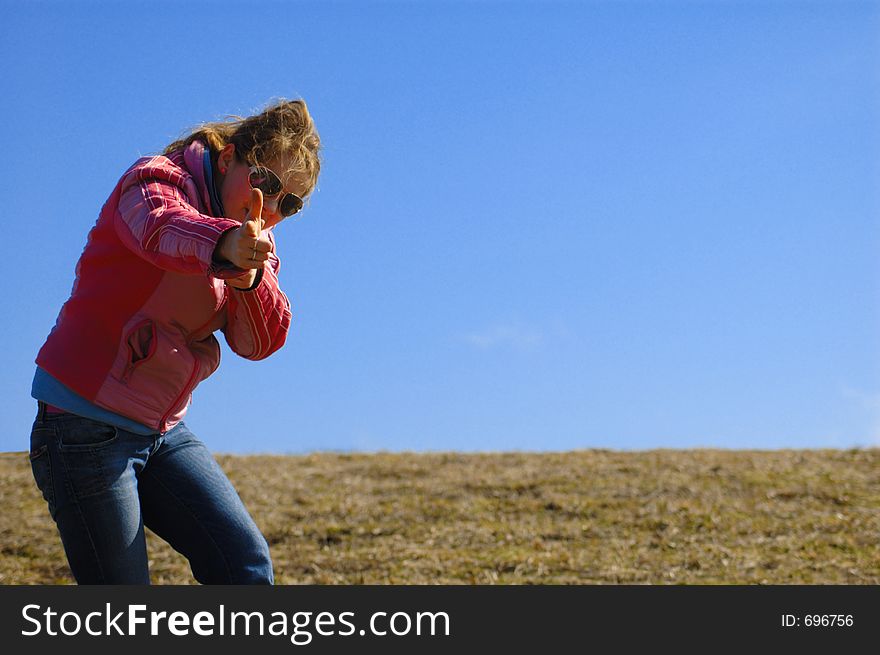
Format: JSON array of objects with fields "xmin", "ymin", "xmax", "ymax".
[{"xmin": 28, "ymin": 99, "xmax": 321, "ymax": 584}]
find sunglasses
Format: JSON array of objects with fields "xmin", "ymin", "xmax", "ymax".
[{"xmin": 247, "ymin": 166, "xmax": 304, "ymax": 218}]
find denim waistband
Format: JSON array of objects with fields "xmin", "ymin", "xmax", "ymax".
[{"xmin": 37, "ymin": 401, "xmax": 67, "ymax": 420}]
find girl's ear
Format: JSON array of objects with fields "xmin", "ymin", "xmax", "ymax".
[{"xmin": 218, "ymin": 143, "xmax": 235, "ymax": 173}]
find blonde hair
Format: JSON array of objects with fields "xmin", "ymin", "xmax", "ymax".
[{"xmin": 163, "ymin": 98, "xmax": 321, "ymax": 196}]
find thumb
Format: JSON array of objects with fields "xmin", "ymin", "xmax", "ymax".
[{"xmin": 243, "ymin": 188, "xmax": 264, "ymax": 236}]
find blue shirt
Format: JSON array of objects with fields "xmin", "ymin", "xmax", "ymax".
[{"xmin": 31, "ymin": 366, "xmax": 158, "ymax": 436}]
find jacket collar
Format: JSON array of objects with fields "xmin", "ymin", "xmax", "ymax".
[{"xmin": 182, "ymin": 140, "xmax": 222, "ymax": 217}]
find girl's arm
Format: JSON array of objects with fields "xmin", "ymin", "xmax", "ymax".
[
  {"xmin": 222, "ymin": 234, "xmax": 292, "ymax": 361},
  {"xmin": 114, "ymin": 159, "xmax": 247, "ymax": 280}
]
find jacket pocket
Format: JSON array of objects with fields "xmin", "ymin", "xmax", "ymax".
[
  {"xmin": 121, "ymin": 319, "xmax": 157, "ymax": 383},
  {"xmin": 110, "ymin": 318, "xmax": 198, "ymax": 420}
]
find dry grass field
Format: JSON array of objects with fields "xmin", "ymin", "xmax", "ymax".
[{"xmin": 1, "ymin": 448, "xmax": 878, "ymax": 584}]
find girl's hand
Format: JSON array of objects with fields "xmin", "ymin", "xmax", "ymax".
[{"xmin": 216, "ymin": 188, "xmax": 272, "ymax": 270}]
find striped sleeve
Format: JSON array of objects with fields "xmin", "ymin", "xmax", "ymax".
[
  {"xmin": 222, "ymin": 239, "xmax": 292, "ymax": 360},
  {"xmin": 115, "ymin": 157, "xmax": 243, "ymax": 275}
]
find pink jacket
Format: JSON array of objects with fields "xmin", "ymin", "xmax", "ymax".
[{"xmin": 36, "ymin": 140, "xmax": 292, "ymax": 433}]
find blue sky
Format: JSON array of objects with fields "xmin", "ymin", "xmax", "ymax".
[{"xmin": 1, "ymin": 0, "xmax": 878, "ymax": 453}]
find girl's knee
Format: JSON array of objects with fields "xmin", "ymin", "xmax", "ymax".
[
  {"xmin": 231, "ymin": 535, "xmax": 274, "ymax": 584},
  {"xmin": 193, "ymin": 531, "xmax": 273, "ymax": 584}
]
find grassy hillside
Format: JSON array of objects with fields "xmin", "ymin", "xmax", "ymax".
[{"xmin": 1, "ymin": 449, "xmax": 878, "ymax": 584}]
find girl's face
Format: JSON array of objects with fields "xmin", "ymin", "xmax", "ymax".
[{"xmin": 217, "ymin": 144, "xmax": 309, "ymax": 229}]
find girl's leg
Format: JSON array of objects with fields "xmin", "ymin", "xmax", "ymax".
[
  {"xmin": 29, "ymin": 404, "xmax": 153, "ymax": 584},
  {"xmin": 137, "ymin": 422, "xmax": 274, "ymax": 584}
]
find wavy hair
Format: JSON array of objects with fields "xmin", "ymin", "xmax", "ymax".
[{"xmin": 163, "ymin": 98, "xmax": 321, "ymax": 196}]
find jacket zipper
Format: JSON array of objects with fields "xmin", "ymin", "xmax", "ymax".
[
  {"xmin": 159, "ymin": 285, "xmax": 227, "ymax": 432},
  {"xmin": 159, "ymin": 359, "xmax": 201, "ymax": 433},
  {"xmin": 187, "ymin": 285, "xmax": 229, "ymax": 344}
]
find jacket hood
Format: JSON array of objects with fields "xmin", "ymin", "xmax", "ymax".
[{"xmin": 181, "ymin": 139, "xmax": 215, "ymax": 216}]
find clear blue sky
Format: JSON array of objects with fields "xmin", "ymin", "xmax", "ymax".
[{"xmin": 2, "ymin": 1, "xmax": 878, "ymax": 453}]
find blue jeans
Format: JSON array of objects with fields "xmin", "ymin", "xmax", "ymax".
[{"xmin": 29, "ymin": 402, "xmax": 274, "ymax": 584}]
